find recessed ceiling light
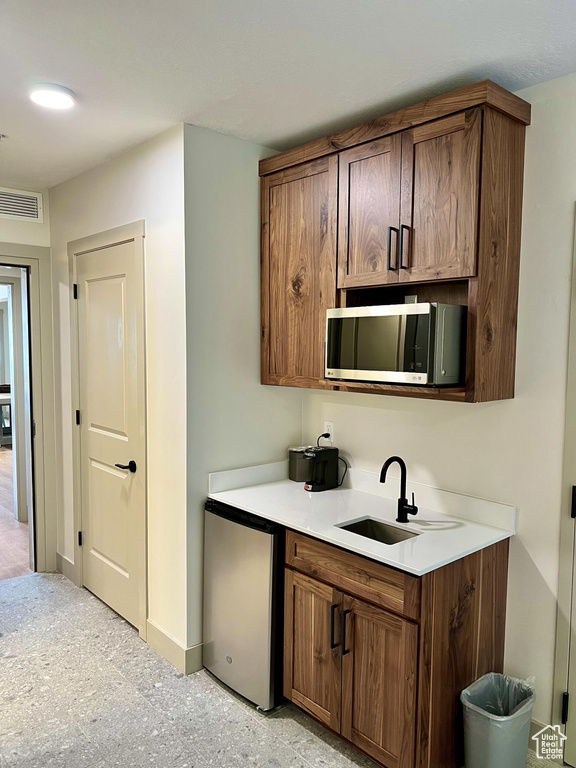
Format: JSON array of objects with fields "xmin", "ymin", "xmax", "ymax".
[{"xmin": 29, "ymin": 84, "xmax": 76, "ymax": 110}]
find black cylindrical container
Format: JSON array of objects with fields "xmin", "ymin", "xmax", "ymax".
[{"xmin": 288, "ymin": 446, "xmax": 313, "ymax": 482}]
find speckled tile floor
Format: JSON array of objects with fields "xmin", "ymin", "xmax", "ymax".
[
  {"xmin": 0, "ymin": 574, "xmax": 381, "ymax": 768},
  {"xmin": 527, "ymin": 752, "xmax": 564, "ymax": 767}
]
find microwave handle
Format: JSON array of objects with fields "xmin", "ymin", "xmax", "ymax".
[{"xmin": 387, "ymin": 226, "xmax": 399, "ymax": 271}]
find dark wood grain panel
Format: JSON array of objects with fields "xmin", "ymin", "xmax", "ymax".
[
  {"xmin": 261, "ymin": 157, "xmax": 337, "ymax": 388},
  {"xmin": 259, "ymin": 80, "xmax": 530, "ymax": 176},
  {"xmin": 286, "ymin": 530, "xmax": 421, "ymax": 621},
  {"xmin": 334, "ymin": 381, "xmax": 467, "ymax": 401},
  {"xmin": 341, "ymin": 595, "xmax": 418, "ymax": 768},
  {"xmin": 343, "ymin": 280, "xmax": 469, "ymax": 308},
  {"xmin": 476, "ymin": 538, "xmax": 510, "ymax": 676},
  {"xmin": 416, "ymin": 542, "xmax": 509, "ymax": 768},
  {"xmin": 399, "ymin": 109, "xmax": 481, "ymax": 282},
  {"xmin": 417, "ymin": 552, "xmax": 482, "ymax": 768},
  {"xmin": 284, "ymin": 569, "xmax": 342, "ymax": 731},
  {"xmin": 472, "ymin": 108, "xmax": 526, "ymax": 402},
  {"xmin": 338, "ymin": 136, "xmax": 401, "ymax": 288}
]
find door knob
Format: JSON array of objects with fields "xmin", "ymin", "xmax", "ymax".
[{"xmin": 115, "ymin": 460, "xmax": 137, "ymax": 473}]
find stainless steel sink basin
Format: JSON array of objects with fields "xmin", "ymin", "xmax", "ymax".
[{"xmin": 337, "ymin": 517, "xmax": 419, "ymax": 545}]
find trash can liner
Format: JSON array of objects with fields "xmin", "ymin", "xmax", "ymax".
[{"xmin": 460, "ymin": 673, "xmax": 535, "ymax": 768}]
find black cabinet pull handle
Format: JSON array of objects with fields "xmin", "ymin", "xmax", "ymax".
[
  {"xmin": 342, "ymin": 609, "xmax": 351, "ymax": 655},
  {"xmin": 399, "ymin": 225, "xmax": 411, "ymax": 270},
  {"xmin": 387, "ymin": 226, "xmax": 399, "ymax": 270},
  {"xmin": 115, "ymin": 461, "xmax": 137, "ymax": 473},
  {"xmin": 330, "ymin": 604, "xmax": 339, "ymax": 649}
]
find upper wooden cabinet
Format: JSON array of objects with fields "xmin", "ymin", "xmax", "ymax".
[
  {"xmin": 261, "ymin": 157, "xmax": 337, "ymax": 389},
  {"xmin": 338, "ymin": 110, "xmax": 481, "ymax": 289},
  {"xmin": 398, "ymin": 109, "xmax": 481, "ymax": 283},
  {"xmin": 260, "ymin": 80, "xmax": 530, "ymax": 402},
  {"xmin": 338, "ymin": 135, "xmax": 402, "ymax": 288}
]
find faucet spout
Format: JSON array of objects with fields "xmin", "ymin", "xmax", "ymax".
[
  {"xmin": 379, "ymin": 455, "xmax": 418, "ymax": 524},
  {"xmin": 379, "ymin": 456, "xmax": 407, "ymax": 501}
]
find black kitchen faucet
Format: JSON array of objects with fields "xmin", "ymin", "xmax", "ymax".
[{"xmin": 379, "ymin": 456, "xmax": 419, "ymax": 524}]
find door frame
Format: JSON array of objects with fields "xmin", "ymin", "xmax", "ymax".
[
  {"xmin": 0, "ymin": 268, "xmax": 34, "ymax": 532},
  {"xmin": 68, "ymin": 221, "xmax": 148, "ymax": 638},
  {"xmin": 554, "ymin": 211, "xmax": 576, "ymax": 763},
  {"xmin": 0, "ymin": 243, "xmax": 55, "ymax": 574}
]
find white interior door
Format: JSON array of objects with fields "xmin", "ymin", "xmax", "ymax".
[{"xmin": 76, "ymin": 237, "xmax": 146, "ymax": 629}]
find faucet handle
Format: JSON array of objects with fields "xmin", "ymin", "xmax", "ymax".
[{"xmin": 408, "ymin": 492, "xmax": 418, "ymax": 516}]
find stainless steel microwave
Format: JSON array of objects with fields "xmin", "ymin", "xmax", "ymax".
[{"xmin": 325, "ymin": 303, "xmax": 466, "ymax": 386}]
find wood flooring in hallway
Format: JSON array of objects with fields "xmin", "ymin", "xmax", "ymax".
[{"xmin": 0, "ymin": 446, "xmax": 30, "ymax": 581}]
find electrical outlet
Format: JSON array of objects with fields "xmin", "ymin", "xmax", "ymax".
[{"xmin": 323, "ymin": 421, "xmax": 334, "ymax": 444}]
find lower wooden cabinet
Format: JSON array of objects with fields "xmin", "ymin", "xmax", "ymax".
[
  {"xmin": 285, "ymin": 569, "xmax": 417, "ymax": 768},
  {"xmin": 284, "ymin": 531, "xmax": 510, "ymax": 768},
  {"xmin": 341, "ymin": 595, "xmax": 418, "ymax": 768},
  {"xmin": 284, "ymin": 570, "xmax": 342, "ymax": 731}
]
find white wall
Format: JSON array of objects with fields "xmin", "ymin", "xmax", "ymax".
[
  {"xmin": 183, "ymin": 124, "xmax": 302, "ymax": 649},
  {"xmin": 301, "ymin": 72, "xmax": 576, "ymax": 724},
  {"xmin": 50, "ymin": 126, "xmax": 189, "ymax": 646},
  {"xmin": 0, "ymin": 186, "xmax": 50, "ymax": 247}
]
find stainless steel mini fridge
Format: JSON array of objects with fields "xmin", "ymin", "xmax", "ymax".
[{"xmin": 203, "ymin": 499, "xmax": 283, "ymax": 711}]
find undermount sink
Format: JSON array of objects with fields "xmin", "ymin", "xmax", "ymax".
[{"xmin": 337, "ymin": 517, "xmax": 420, "ymax": 545}]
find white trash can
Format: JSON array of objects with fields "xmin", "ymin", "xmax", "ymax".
[{"xmin": 460, "ymin": 673, "xmax": 535, "ymax": 768}]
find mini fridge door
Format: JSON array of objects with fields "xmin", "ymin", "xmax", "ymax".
[{"xmin": 203, "ymin": 501, "xmax": 281, "ymax": 710}]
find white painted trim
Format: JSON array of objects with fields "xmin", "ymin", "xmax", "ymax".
[
  {"xmin": 0, "ymin": 269, "xmax": 33, "ymax": 528},
  {"xmin": 0, "ymin": 243, "xmax": 55, "ymax": 574},
  {"xmin": 146, "ymin": 619, "xmax": 202, "ymax": 675},
  {"xmin": 68, "ymin": 221, "xmax": 148, "ymax": 634},
  {"xmin": 56, "ymin": 552, "xmax": 80, "ymax": 587},
  {"xmin": 554, "ymin": 210, "xmax": 576, "ymax": 740}
]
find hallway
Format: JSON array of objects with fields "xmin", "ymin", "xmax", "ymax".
[
  {"xmin": 0, "ymin": 446, "xmax": 30, "ymax": 581},
  {"xmin": 0, "ymin": 574, "xmax": 381, "ymax": 768}
]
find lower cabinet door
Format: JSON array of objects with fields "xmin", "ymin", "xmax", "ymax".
[
  {"xmin": 284, "ymin": 569, "xmax": 342, "ymax": 731},
  {"xmin": 341, "ymin": 595, "xmax": 418, "ymax": 768}
]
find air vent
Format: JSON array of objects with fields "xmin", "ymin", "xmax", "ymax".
[{"xmin": 0, "ymin": 187, "xmax": 43, "ymax": 223}]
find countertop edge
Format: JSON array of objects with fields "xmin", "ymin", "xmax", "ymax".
[{"xmin": 207, "ymin": 488, "xmax": 514, "ymax": 577}]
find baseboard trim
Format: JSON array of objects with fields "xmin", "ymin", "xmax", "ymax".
[
  {"xmin": 146, "ymin": 620, "xmax": 202, "ymax": 675},
  {"xmin": 529, "ymin": 717, "xmax": 559, "ymax": 751},
  {"xmin": 56, "ymin": 552, "xmax": 80, "ymax": 586}
]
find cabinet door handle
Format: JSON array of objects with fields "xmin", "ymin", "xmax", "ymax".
[
  {"xmin": 330, "ymin": 604, "xmax": 339, "ymax": 649},
  {"xmin": 387, "ymin": 226, "xmax": 399, "ymax": 270},
  {"xmin": 399, "ymin": 225, "xmax": 411, "ymax": 270},
  {"xmin": 342, "ymin": 609, "xmax": 351, "ymax": 655}
]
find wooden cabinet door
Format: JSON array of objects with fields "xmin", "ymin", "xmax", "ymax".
[
  {"xmin": 338, "ymin": 136, "xmax": 402, "ymax": 288},
  {"xmin": 261, "ymin": 157, "xmax": 337, "ymax": 388},
  {"xmin": 341, "ymin": 595, "xmax": 418, "ymax": 768},
  {"xmin": 399, "ymin": 108, "xmax": 481, "ymax": 283},
  {"xmin": 284, "ymin": 569, "xmax": 342, "ymax": 731}
]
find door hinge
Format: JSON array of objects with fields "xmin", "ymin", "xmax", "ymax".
[
  {"xmin": 571, "ymin": 486, "xmax": 576, "ymax": 518},
  {"xmin": 32, "ymin": 420, "xmax": 36, "ymax": 438},
  {"xmin": 562, "ymin": 691, "xmax": 570, "ymax": 724},
  {"xmin": 75, "ymin": 409, "xmax": 80, "ymax": 425},
  {"xmin": 73, "ymin": 283, "xmax": 78, "ymax": 300},
  {"xmin": 78, "ymin": 531, "xmax": 83, "ymax": 547}
]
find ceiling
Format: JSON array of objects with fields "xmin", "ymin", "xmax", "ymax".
[{"xmin": 2, "ymin": 0, "xmax": 576, "ymax": 189}]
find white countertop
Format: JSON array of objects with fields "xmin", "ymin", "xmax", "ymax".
[{"xmin": 207, "ymin": 463, "xmax": 516, "ymax": 577}]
